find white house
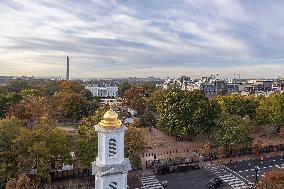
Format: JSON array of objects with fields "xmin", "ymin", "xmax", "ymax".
[{"xmin": 85, "ymin": 86, "xmax": 118, "ymax": 97}]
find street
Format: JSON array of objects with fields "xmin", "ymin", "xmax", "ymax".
[{"xmin": 134, "ymin": 155, "xmax": 284, "ymax": 189}]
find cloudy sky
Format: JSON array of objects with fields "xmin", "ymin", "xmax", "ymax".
[{"xmin": 0, "ymin": 0, "xmax": 284, "ymax": 78}]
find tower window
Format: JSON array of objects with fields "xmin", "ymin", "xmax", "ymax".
[
  {"xmin": 109, "ymin": 181, "xmax": 117, "ymax": 189},
  {"xmin": 109, "ymin": 138, "xmax": 117, "ymax": 157}
]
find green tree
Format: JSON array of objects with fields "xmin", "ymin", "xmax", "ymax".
[
  {"xmin": 5, "ymin": 80, "xmax": 30, "ymax": 93},
  {"xmin": 118, "ymin": 81, "xmax": 131, "ymax": 97},
  {"xmin": 255, "ymin": 96, "xmax": 272, "ymax": 125},
  {"xmin": 0, "ymin": 93, "xmax": 22, "ymax": 118},
  {"xmin": 76, "ymin": 125, "xmax": 97, "ymax": 167},
  {"xmin": 14, "ymin": 123, "xmax": 72, "ymax": 184},
  {"xmin": 213, "ymin": 113, "xmax": 251, "ymax": 150},
  {"xmin": 156, "ymin": 88, "xmax": 220, "ymax": 137},
  {"xmin": 125, "ymin": 126, "xmax": 146, "ymax": 166},
  {"xmin": 75, "ymin": 106, "xmax": 108, "ymax": 167},
  {"xmin": 53, "ymin": 92, "xmax": 98, "ymax": 121},
  {"xmin": 0, "ymin": 117, "xmax": 23, "ymax": 182},
  {"xmin": 270, "ymin": 93, "xmax": 284, "ymax": 127},
  {"xmin": 214, "ymin": 95, "xmax": 258, "ymax": 118},
  {"xmin": 20, "ymin": 89, "xmax": 41, "ymax": 97},
  {"xmin": 139, "ymin": 111, "xmax": 157, "ymax": 129}
]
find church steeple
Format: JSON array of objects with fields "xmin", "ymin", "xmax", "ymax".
[{"xmin": 92, "ymin": 107, "xmax": 131, "ymax": 189}]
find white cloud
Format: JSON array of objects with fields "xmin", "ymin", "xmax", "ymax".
[{"xmin": 0, "ymin": 0, "xmax": 284, "ymax": 78}]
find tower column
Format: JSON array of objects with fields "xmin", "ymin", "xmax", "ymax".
[{"xmin": 92, "ymin": 108, "xmax": 131, "ymax": 189}]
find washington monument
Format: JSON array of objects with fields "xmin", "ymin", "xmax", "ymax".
[{"xmin": 66, "ymin": 56, "xmax": 69, "ymax": 80}]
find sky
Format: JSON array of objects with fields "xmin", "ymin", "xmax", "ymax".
[{"xmin": 0, "ymin": 0, "xmax": 284, "ymax": 79}]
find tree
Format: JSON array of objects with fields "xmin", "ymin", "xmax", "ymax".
[
  {"xmin": 257, "ymin": 169, "xmax": 284, "ymax": 189},
  {"xmin": 256, "ymin": 96, "xmax": 272, "ymax": 125},
  {"xmin": 20, "ymin": 89, "xmax": 41, "ymax": 97},
  {"xmin": 5, "ymin": 173, "xmax": 37, "ymax": 189},
  {"xmin": 118, "ymin": 81, "xmax": 131, "ymax": 97},
  {"xmin": 58, "ymin": 80, "xmax": 85, "ymax": 94},
  {"xmin": 139, "ymin": 111, "xmax": 157, "ymax": 129},
  {"xmin": 76, "ymin": 125, "xmax": 98, "ymax": 167},
  {"xmin": 253, "ymin": 137, "xmax": 264, "ymax": 159},
  {"xmin": 270, "ymin": 93, "xmax": 284, "ymax": 127},
  {"xmin": 201, "ymin": 140, "xmax": 211, "ymax": 157},
  {"xmin": 122, "ymin": 87, "xmax": 147, "ymax": 115},
  {"xmin": 216, "ymin": 146, "xmax": 224, "ymax": 160},
  {"xmin": 52, "ymin": 92, "xmax": 98, "ymax": 121},
  {"xmin": 0, "ymin": 117, "xmax": 23, "ymax": 183},
  {"xmin": 214, "ymin": 95, "xmax": 258, "ymax": 118},
  {"xmin": 75, "ymin": 106, "xmax": 108, "ymax": 167},
  {"xmin": 6, "ymin": 96, "xmax": 51, "ymax": 128},
  {"xmin": 156, "ymin": 88, "xmax": 220, "ymax": 137},
  {"xmin": 13, "ymin": 123, "xmax": 72, "ymax": 184},
  {"xmin": 5, "ymin": 80, "xmax": 30, "ymax": 93},
  {"xmin": 125, "ymin": 126, "xmax": 146, "ymax": 166},
  {"xmin": 213, "ymin": 113, "xmax": 251, "ymax": 150},
  {"xmin": 0, "ymin": 93, "xmax": 22, "ymax": 118}
]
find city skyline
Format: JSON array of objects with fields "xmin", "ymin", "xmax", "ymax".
[{"xmin": 1, "ymin": 0, "xmax": 284, "ymax": 78}]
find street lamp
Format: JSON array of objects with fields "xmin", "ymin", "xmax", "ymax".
[
  {"xmin": 254, "ymin": 166, "xmax": 259, "ymax": 183},
  {"xmin": 161, "ymin": 180, "xmax": 168, "ymax": 188}
]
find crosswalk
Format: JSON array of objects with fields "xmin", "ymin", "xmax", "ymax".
[
  {"xmin": 139, "ymin": 175, "xmax": 163, "ymax": 189},
  {"xmin": 207, "ymin": 165, "xmax": 250, "ymax": 189}
]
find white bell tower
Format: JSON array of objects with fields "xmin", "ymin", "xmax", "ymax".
[{"xmin": 92, "ymin": 107, "xmax": 131, "ymax": 189}]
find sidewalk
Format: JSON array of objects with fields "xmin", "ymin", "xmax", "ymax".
[{"xmin": 211, "ymin": 150, "xmax": 284, "ymax": 165}]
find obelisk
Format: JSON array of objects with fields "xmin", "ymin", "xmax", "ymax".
[{"xmin": 66, "ymin": 56, "xmax": 70, "ymax": 80}]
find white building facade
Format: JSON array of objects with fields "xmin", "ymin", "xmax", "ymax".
[
  {"xmin": 92, "ymin": 108, "xmax": 131, "ymax": 189},
  {"xmin": 85, "ymin": 86, "xmax": 118, "ymax": 97}
]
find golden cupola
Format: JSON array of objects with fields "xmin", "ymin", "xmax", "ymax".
[{"xmin": 99, "ymin": 107, "xmax": 122, "ymax": 129}]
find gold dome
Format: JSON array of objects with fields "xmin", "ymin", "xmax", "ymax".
[{"xmin": 99, "ymin": 107, "xmax": 122, "ymax": 129}]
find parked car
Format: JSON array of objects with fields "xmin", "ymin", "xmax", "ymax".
[
  {"xmin": 188, "ymin": 164, "xmax": 200, "ymax": 170},
  {"xmin": 156, "ymin": 165, "xmax": 171, "ymax": 175},
  {"xmin": 208, "ymin": 177, "xmax": 223, "ymax": 188}
]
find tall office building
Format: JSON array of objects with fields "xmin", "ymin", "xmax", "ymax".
[{"xmin": 66, "ymin": 56, "xmax": 70, "ymax": 80}]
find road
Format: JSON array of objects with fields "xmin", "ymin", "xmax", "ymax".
[
  {"xmin": 226, "ymin": 155, "xmax": 284, "ymax": 183},
  {"xmin": 134, "ymin": 155, "xmax": 284, "ymax": 189}
]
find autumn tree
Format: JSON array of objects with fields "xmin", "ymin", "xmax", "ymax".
[
  {"xmin": 216, "ymin": 146, "xmax": 225, "ymax": 160},
  {"xmin": 122, "ymin": 86, "xmax": 147, "ymax": 115},
  {"xmin": 253, "ymin": 137, "xmax": 264, "ymax": 159},
  {"xmin": 5, "ymin": 173, "xmax": 37, "ymax": 189},
  {"xmin": 201, "ymin": 140, "xmax": 211, "ymax": 157},
  {"xmin": 213, "ymin": 113, "xmax": 251, "ymax": 150},
  {"xmin": 6, "ymin": 96, "xmax": 51, "ymax": 128},
  {"xmin": 257, "ymin": 169, "xmax": 284, "ymax": 189}
]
